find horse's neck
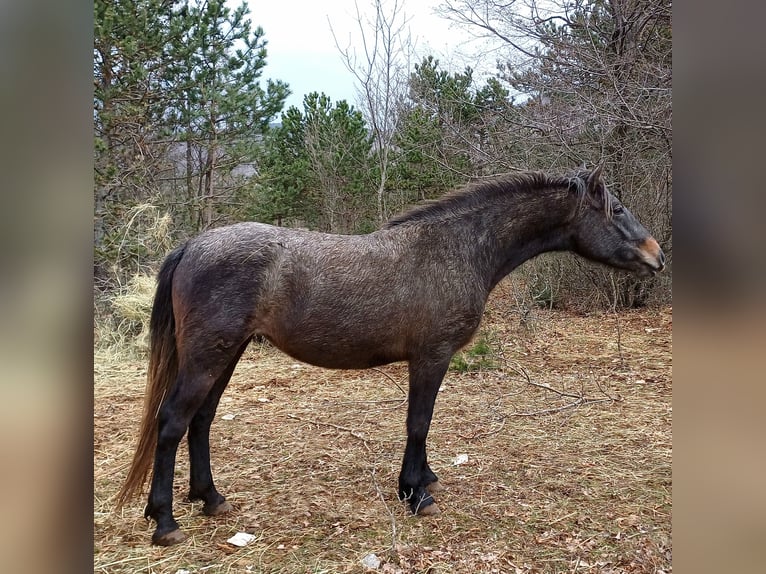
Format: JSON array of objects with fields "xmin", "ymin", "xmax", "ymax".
[{"xmin": 482, "ymin": 194, "xmax": 574, "ymax": 289}]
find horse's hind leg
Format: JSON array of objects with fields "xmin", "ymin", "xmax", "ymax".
[
  {"xmin": 187, "ymin": 338, "xmax": 252, "ymax": 515},
  {"xmin": 399, "ymin": 357, "xmax": 450, "ymax": 516},
  {"xmin": 145, "ymin": 344, "xmax": 248, "ymax": 546}
]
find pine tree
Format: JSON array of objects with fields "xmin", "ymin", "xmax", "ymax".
[
  {"xmin": 165, "ymin": 0, "xmax": 289, "ymax": 230},
  {"xmin": 94, "ymin": 0, "xmax": 288, "ymax": 281},
  {"xmin": 255, "ymin": 94, "xmax": 375, "ymax": 233}
]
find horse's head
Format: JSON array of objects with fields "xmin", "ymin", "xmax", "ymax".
[{"xmin": 569, "ymin": 166, "xmax": 665, "ymax": 277}]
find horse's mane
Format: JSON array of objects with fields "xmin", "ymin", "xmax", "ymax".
[{"xmin": 384, "ymin": 171, "xmax": 583, "ymax": 228}]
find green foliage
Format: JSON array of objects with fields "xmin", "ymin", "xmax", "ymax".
[
  {"xmin": 254, "ymin": 93, "xmax": 376, "ymax": 233},
  {"xmin": 94, "ymin": 0, "xmax": 288, "ymax": 284},
  {"xmin": 162, "ymin": 0, "xmax": 290, "ymax": 134},
  {"xmin": 248, "ymin": 106, "xmax": 312, "ymax": 226},
  {"xmin": 392, "ymin": 106, "xmax": 461, "ymax": 201},
  {"xmin": 390, "ymin": 56, "xmax": 522, "ymax": 205},
  {"xmin": 94, "ymin": 0, "xmax": 177, "ymax": 269},
  {"xmin": 449, "ymin": 332, "xmax": 499, "ymax": 373},
  {"xmin": 393, "ymin": 57, "xmax": 475, "ymax": 195}
]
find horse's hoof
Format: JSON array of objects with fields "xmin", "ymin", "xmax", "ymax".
[
  {"xmin": 203, "ymin": 500, "xmax": 233, "ymax": 516},
  {"xmin": 425, "ymin": 480, "xmax": 444, "ymax": 494},
  {"xmin": 416, "ymin": 502, "xmax": 441, "ymax": 516},
  {"xmin": 152, "ymin": 528, "xmax": 187, "ymax": 546}
]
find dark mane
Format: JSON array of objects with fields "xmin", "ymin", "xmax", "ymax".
[{"xmin": 383, "ymin": 171, "xmax": 576, "ymax": 228}]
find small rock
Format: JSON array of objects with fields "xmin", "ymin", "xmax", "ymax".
[
  {"xmin": 452, "ymin": 453, "xmax": 469, "ymax": 466},
  {"xmin": 221, "ymin": 414, "xmax": 236, "ymax": 420},
  {"xmin": 361, "ymin": 552, "xmax": 382, "ymax": 569},
  {"xmin": 227, "ymin": 532, "xmax": 256, "ymax": 547}
]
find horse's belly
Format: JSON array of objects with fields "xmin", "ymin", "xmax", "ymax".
[
  {"xmin": 256, "ymin": 309, "xmax": 405, "ymax": 369},
  {"xmin": 252, "ymin": 283, "xmax": 410, "ymax": 367},
  {"xmin": 267, "ymin": 334, "xmax": 405, "ymax": 369}
]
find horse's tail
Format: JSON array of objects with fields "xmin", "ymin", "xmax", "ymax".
[{"xmin": 115, "ymin": 243, "xmax": 187, "ymax": 509}]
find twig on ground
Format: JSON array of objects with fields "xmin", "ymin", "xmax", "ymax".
[
  {"xmin": 371, "ymin": 367, "xmax": 407, "ymax": 397},
  {"xmin": 331, "ymin": 397, "xmax": 408, "ymax": 411},
  {"xmin": 458, "ymin": 418, "xmax": 506, "ymax": 440},
  {"xmin": 285, "ymin": 413, "xmax": 370, "ymax": 449},
  {"xmin": 610, "ymin": 275, "xmax": 625, "ymax": 368},
  {"xmin": 370, "ymin": 464, "xmax": 398, "ymax": 560},
  {"xmin": 509, "ymin": 396, "xmax": 614, "ymax": 417},
  {"xmin": 502, "ymin": 358, "xmax": 621, "ymax": 417}
]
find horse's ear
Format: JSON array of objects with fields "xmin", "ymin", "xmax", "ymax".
[
  {"xmin": 582, "ymin": 164, "xmax": 604, "ymax": 207},
  {"xmin": 586, "ymin": 164, "xmax": 603, "ymax": 194}
]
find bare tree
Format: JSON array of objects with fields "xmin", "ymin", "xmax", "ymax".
[
  {"xmin": 438, "ymin": 0, "xmax": 672, "ymax": 307},
  {"xmin": 331, "ymin": 0, "xmax": 414, "ymax": 222}
]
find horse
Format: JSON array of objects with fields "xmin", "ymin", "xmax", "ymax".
[{"xmin": 115, "ymin": 166, "xmax": 665, "ymax": 545}]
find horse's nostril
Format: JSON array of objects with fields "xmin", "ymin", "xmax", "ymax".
[{"xmin": 659, "ymin": 250, "xmax": 666, "ymax": 267}]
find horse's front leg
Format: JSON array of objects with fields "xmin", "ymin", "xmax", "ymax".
[{"xmin": 399, "ymin": 357, "xmax": 450, "ymax": 515}]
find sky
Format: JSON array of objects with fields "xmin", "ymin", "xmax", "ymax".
[{"xmin": 238, "ymin": 0, "xmax": 500, "ymax": 112}]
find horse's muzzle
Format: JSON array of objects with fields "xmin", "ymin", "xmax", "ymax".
[{"xmin": 638, "ymin": 237, "xmax": 665, "ymax": 274}]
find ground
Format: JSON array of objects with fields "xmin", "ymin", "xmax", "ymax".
[{"xmin": 94, "ymin": 281, "xmax": 672, "ymax": 573}]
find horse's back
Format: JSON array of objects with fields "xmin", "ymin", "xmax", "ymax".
[{"xmin": 171, "ymin": 221, "xmax": 485, "ymax": 369}]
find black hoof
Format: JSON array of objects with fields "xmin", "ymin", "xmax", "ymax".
[
  {"xmin": 416, "ymin": 502, "xmax": 441, "ymax": 516},
  {"xmin": 187, "ymin": 490, "xmax": 231, "ymax": 515},
  {"xmin": 203, "ymin": 499, "xmax": 232, "ymax": 516},
  {"xmin": 401, "ymin": 487, "xmax": 436, "ymax": 516},
  {"xmin": 152, "ymin": 527, "xmax": 187, "ymax": 546},
  {"xmin": 425, "ymin": 479, "xmax": 444, "ymax": 494}
]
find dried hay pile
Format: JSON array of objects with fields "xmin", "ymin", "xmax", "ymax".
[{"xmin": 95, "ymin": 273, "xmax": 156, "ymax": 360}]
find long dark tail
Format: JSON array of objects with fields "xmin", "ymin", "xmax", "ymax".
[{"xmin": 115, "ymin": 244, "xmax": 187, "ymax": 509}]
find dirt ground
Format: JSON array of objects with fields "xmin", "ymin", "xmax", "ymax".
[{"xmin": 94, "ymin": 282, "xmax": 672, "ymax": 573}]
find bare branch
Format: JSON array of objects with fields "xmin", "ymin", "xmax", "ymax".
[{"xmin": 331, "ymin": 0, "xmax": 414, "ymax": 221}]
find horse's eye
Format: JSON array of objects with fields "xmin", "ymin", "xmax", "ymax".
[{"xmin": 613, "ymin": 204, "xmax": 624, "ymax": 215}]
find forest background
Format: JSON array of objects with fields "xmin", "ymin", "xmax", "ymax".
[{"xmin": 94, "ymin": 0, "xmax": 671, "ymax": 347}]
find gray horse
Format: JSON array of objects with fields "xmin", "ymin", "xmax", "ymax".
[{"xmin": 116, "ymin": 166, "xmax": 665, "ymax": 545}]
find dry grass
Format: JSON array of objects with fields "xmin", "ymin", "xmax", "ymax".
[
  {"xmin": 94, "ymin": 281, "xmax": 672, "ymax": 573},
  {"xmin": 95, "ymin": 273, "xmax": 156, "ymax": 358}
]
